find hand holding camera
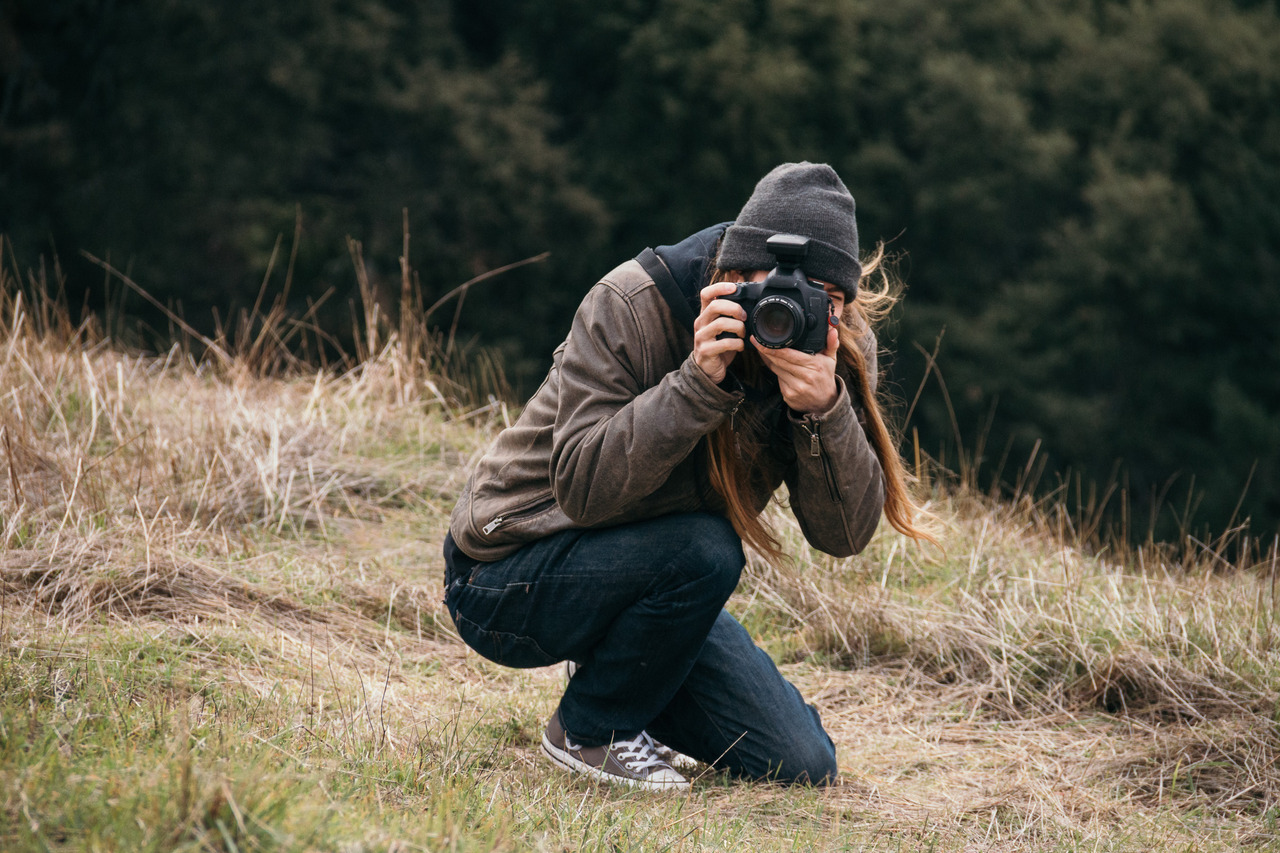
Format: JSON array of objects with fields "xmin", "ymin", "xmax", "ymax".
[
  {"xmin": 752, "ymin": 325, "xmax": 841, "ymax": 414},
  {"xmin": 693, "ymin": 282, "xmax": 748, "ymax": 385},
  {"xmin": 694, "ymin": 234, "xmax": 841, "ymax": 411}
]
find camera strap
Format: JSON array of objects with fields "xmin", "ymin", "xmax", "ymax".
[{"xmin": 636, "ymin": 248, "xmax": 697, "ymax": 335}]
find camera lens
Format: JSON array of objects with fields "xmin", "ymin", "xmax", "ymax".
[{"xmin": 752, "ymin": 297, "xmax": 803, "ymax": 348}]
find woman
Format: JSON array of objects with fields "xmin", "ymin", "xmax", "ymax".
[{"xmin": 443, "ymin": 162, "xmax": 929, "ymax": 790}]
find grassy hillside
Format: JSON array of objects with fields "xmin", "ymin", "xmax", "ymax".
[{"xmin": 2, "ymin": 259, "xmax": 1279, "ymax": 852}]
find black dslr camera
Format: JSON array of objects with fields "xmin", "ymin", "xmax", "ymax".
[{"xmin": 722, "ymin": 234, "xmax": 832, "ymax": 354}]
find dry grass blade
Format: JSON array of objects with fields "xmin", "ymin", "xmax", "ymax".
[{"xmin": 0, "ymin": 531, "xmax": 299, "ymax": 626}]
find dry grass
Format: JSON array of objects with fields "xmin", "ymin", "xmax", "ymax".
[{"xmin": 2, "ymin": 246, "xmax": 1279, "ymax": 851}]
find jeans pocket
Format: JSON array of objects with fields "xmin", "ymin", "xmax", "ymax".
[{"xmin": 452, "ymin": 611, "xmax": 557, "ymax": 668}]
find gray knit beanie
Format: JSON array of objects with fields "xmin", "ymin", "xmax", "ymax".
[{"xmin": 716, "ymin": 162, "xmax": 862, "ymax": 297}]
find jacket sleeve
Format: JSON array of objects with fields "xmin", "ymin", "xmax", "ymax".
[
  {"xmin": 550, "ymin": 281, "xmax": 743, "ymax": 525},
  {"xmin": 784, "ymin": 332, "xmax": 886, "ymax": 557}
]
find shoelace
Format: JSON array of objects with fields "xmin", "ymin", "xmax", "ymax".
[
  {"xmin": 613, "ymin": 734, "xmax": 669, "ymax": 772},
  {"xmin": 563, "ymin": 730, "xmax": 679, "ymax": 775}
]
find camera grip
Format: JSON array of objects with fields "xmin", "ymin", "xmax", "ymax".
[{"xmin": 713, "ymin": 283, "xmax": 748, "ymax": 343}]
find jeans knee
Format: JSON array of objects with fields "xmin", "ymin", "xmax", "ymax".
[{"xmin": 671, "ymin": 513, "xmax": 743, "ymax": 597}]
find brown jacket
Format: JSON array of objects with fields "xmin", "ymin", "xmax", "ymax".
[{"xmin": 448, "ymin": 257, "xmax": 886, "ymax": 561}]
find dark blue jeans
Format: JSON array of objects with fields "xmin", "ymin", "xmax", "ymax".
[{"xmin": 443, "ymin": 512, "xmax": 837, "ymax": 784}]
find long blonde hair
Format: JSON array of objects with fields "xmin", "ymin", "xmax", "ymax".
[{"xmin": 706, "ymin": 243, "xmax": 933, "ymax": 562}]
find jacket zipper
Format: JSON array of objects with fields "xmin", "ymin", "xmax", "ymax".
[
  {"xmin": 802, "ymin": 415, "xmax": 843, "ymax": 503},
  {"xmin": 482, "ymin": 496, "xmax": 556, "ymax": 536}
]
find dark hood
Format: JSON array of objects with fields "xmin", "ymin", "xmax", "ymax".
[{"xmin": 652, "ymin": 222, "xmax": 730, "ymax": 319}]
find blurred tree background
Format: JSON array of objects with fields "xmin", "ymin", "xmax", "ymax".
[{"xmin": 3, "ymin": 0, "xmax": 1279, "ymax": 542}]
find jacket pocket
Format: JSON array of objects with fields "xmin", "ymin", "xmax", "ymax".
[{"xmin": 476, "ymin": 493, "xmax": 558, "ymax": 538}]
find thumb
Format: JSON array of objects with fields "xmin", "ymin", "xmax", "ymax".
[{"xmin": 822, "ymin": 320, "xmax": 840, "ymax": 359}]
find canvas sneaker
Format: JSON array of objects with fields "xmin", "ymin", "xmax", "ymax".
[
  {"xmin": 541, "ymin": 711, "xmax": 690, "ymax": 791},
  {"xmin": 565, "ymin": 661, "xmax": 701, "ymax": 773}
]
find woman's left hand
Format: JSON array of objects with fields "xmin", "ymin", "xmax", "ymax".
[{"xmin": 753, "ymin": 322, "xmax": 840, "ymax": 414}]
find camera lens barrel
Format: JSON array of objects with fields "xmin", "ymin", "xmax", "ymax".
[{"xmin": 751, "ymin": 296, "xmax": 804, "ymax": 349}]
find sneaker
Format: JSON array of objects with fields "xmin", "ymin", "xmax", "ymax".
[
  {"xmin": 541, "ymin": 712, "xmax": 690, "ymax": 791},
  {"xmin": 564, "ymin": 661, "xmax": 700, "ymax": 774}
]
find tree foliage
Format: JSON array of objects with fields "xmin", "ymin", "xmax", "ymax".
[{"xmin": 4, "ymin": 0, "xmax": 1279, "ymax": 539}]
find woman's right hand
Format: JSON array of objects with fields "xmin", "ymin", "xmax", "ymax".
[{"xmin": 693, "ymin": 281, "xmax": 747, "ymax": 384}]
